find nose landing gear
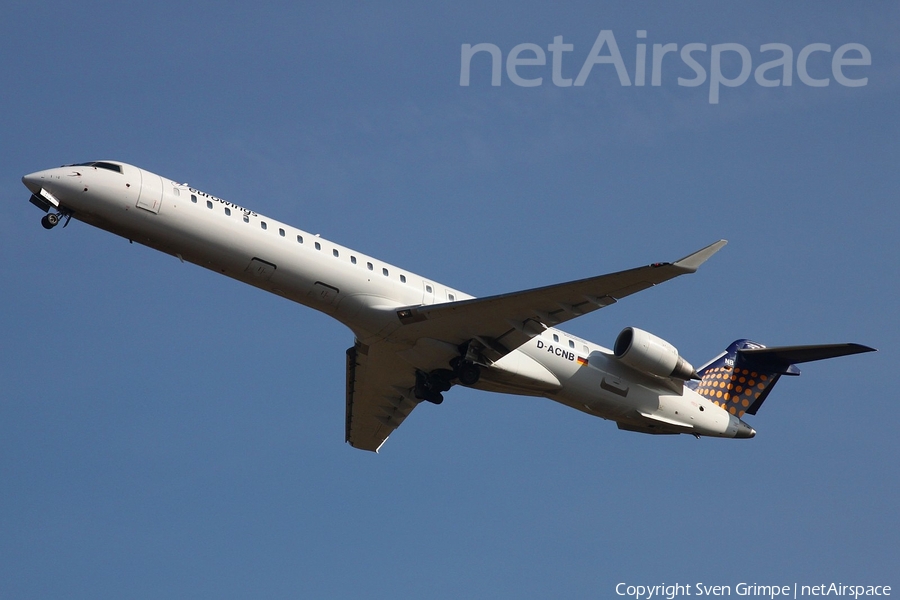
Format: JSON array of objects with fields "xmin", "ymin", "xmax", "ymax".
[
  {"xmin": 41, "ymin": 213, "xmax": 59, "ymax": 229},
  {"xmin": 40, "ymin": 211, "xmax": 71, "ymax": 230}
]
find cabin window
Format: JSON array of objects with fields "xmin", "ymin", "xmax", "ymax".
[
  {"xmin": 315, "ymin": 242, "xmax": 321, "ymax": 250},
  {"xmin": 279, "ymin": 228, "xmax": 285, "ymax": 237},
  {"xmin": 382, "ymin": 268, "xmax": 389, "ymax": 277},
  {"xmin": 261, "ymin": 221, "xmax": 267, "ymax": 230},
  {"xmin": 569, "ymin": 340, "xmax": 575, "ymax": 349},
  {"xmin": 553, "ymin": 334, "xmax": 559, "ymax": 343},
  {"xmin": 333, "ymin": 249, "xmax": 339, "ymax": 257},
  {"xmin": 243, "ymin": 215, "xmax": 249, "ymax": 223},
  {"xmin": 426, "ymin": 285, "xmax": 433, "ymax": 293},
  {"xmin": 583, "ymin": 345, "xmax": 589, "ymax": 353},
  {"xmin": 367, "ymin": 262, "xmax": 373, "ymax": 271},
  {"xmin": 400, "ymin": 275, "xmax": 407, "ymax": 283},
  {"xmin": 297, "ymin": 235, "xmax": 303, "ymax": 244},
  {"xmin": 206, "ymin": 200, "xmax": 213, "ymax": 209},
  {"xmin": 191, "ymin": 194, "xmax": 197, "ymax": 203},
  {"xmin": 448, "ymin": 293, "xmax": 456, "ymax": 301},
  {"xmin": 224, "ymin": 207, "xmax": 231, "ymax": 216},
  {"xmin": 350, "ymin": 256, "xmax": 357, "ymax": 265}
]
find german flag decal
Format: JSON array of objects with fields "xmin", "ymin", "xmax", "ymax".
[{"xmin": 577, "ymin": 356, "xmax": 589, "ymax": 366}]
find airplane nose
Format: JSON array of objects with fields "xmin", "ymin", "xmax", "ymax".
[{"xmin": 22, "ymin": 171, "xmax": 45, "ymax": 194}]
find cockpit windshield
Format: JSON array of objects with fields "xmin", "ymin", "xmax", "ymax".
[{"xmin": 65, "ymin": 161, "xmax": 123, "ymax": 174}]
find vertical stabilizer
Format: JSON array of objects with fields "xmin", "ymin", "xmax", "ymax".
[
  {"xmin": 688, "ymin": 341, "xmax": 875, "ymax": 417},
  {"xmin": 688, "ymin": 340, "xmax": 785, "ymax": 418}
]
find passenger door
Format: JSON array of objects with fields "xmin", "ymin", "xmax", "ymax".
[{"xmin": 136, "ymin": 170, "xmax": 163, "ymax": 214}]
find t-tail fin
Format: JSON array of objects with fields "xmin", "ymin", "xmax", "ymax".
[{"xmin": 687, "ymin": 340, "xmax": 875, "ymax": 418}]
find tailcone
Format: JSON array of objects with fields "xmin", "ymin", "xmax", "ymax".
[{"xmin": 735, "ymin": 421, "xmax": 756, "ymax": 439}]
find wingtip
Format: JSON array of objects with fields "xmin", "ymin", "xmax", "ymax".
[
  {"xmin": 849, "ymin": 343, "xmax": 878, "ymax": 354},
  {"xmin": 673, "ymin": 239, "xmax": 728, "ymax": 273}
]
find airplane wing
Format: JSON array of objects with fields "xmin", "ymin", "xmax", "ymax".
[
  {"xmin": 346, "ymin": 241, "xmax": 726, "ymax": 451},
  {"xmin": 345, "ymin": 340, "xmax": 420, "ymax": 452},
  {"xmin": 390, "ymin": 240, "xmax": 727, "ymax": 362}
]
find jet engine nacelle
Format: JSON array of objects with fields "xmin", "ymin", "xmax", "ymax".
[{"xmin": 613, "ymin": 327, "xmax": 698, "ymax": 380}]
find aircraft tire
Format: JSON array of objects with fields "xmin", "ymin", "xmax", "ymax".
[
  {"xmin": 456, "ymin": 362, "xmax": 480, "ymax": 386},
  {"xmin": 41, "ymin": 214, "xmax": 58, "ymax": 229}
]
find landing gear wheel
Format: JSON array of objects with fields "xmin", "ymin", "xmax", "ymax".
[
  {"xmin": 430, "ymin": 369, "xmax": 454, "ymax": 392},
  {"xmin": 456, "ymin": 362, "xmax": 481, "ymax": 386},
  {"xmin": 415, "ymin": 371, "xmax": 449, "ymax": 404},
  {"xmin": 41, "ymin": 213, "xmax": 59, "ymax": 229}
]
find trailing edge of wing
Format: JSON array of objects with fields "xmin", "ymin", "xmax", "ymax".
[{"xmin": 390, "ymin": 240, "xmax": 728, "ymax": 357}]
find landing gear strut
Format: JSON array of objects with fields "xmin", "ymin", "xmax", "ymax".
[{"xmin": 455, "ymin": 361, "xmax": 481, "ymax": 386}]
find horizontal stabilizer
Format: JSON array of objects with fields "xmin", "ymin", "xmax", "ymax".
[{"xmin": 738, "ymin": 343, "xmax": 876, "ymax": 372}]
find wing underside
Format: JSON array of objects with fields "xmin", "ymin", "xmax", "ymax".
[{"xmin": 345, "ymin": 340, "xmax": 420, "ymax": 452}]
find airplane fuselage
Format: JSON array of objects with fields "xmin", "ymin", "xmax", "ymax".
[{"xmin": 23, "ymin": 161, "xmax": 756, "ymax": 447}]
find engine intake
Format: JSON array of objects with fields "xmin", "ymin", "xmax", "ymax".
[{"xmin": 614, "ymin": 327, "xmax": 699, "ymax": 380}]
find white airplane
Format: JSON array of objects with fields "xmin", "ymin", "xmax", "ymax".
[{"xmin": 22, "ymin": 161, "xmax": 875, "ymax": 452}]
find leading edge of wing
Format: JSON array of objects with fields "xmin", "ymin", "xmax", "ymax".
[{"xmin": 393, "ymin": 240, "xmax": 727, "ymax": 351}]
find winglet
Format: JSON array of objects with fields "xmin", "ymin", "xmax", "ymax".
[{"xmin": 672, "ymin": 240, "xmax": 728, "ymax": 273}]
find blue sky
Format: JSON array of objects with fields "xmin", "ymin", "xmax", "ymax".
[{"xmin": 1, "ymin": 2, "xmax": 897, "ymax": 598}]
